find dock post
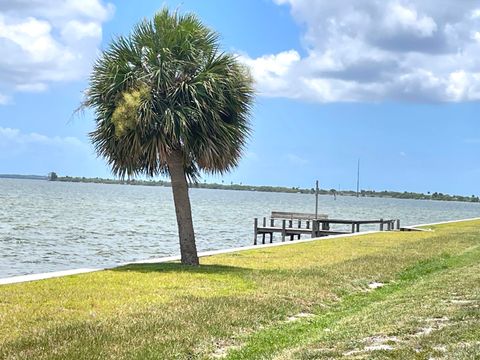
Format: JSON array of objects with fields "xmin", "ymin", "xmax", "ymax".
[
  {"xmin": 380, "ymin": 219, "xmax": 384, "ymax": 231},
  {"xmin": 356, "ymin": 223, "xmax": 360, "ymax": 232},
  {"xmin": 254, "ymin": 218, "xmax": 258, "ymax": 245},
  {"xmin": 351, "ymin": 223, "xmax": 356, "ymax": 233},
  {"xmin": 297, "ymin": 220, "xmax": 301, "ymax": 239},
  {"xmin": 311, "ymin": 220, "xmax": 318, "ymax": 238},
  {"xmin": 270, "ymin": 218, "xmax": 274, "ymax": 243},
  {"xmin": 282, "ymin": 220, "xmax": 286, "ymax": 242},
  {"xmin": 289, "ymin": 220, "xmax": 293, "ymax": 241},
  {"xmin": 397, "ymin": 219, "xmax": 400, "ymax": 230},
  {"xmin": 262, "ymin": 217, "xmax": 266, "ymax": 244}
]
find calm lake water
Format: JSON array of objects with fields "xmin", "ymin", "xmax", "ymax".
[{"xmin": 1, "ymin": 178, "xmax": 479, "ymax": 278}]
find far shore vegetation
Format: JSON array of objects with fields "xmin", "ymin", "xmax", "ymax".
[
  {"xmin": 1, "ymin": 220, "xmax": 479, "ymax": 359},
  {"xmin": 2, "ymin": 172, "xmax": 479, "ymax": 203}
]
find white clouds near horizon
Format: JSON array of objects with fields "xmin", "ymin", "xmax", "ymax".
[
  {"xmin": 242, "ymin": 0, "xmax": 480, "ymax": 103},
  {"xmin": 0, "ymin": 126, "xmax": 89, "ymax": 155},
  {"xmin": 0, "ymin": 126, "xmax": 106, "ymax": 176},
  {"xmin": 0, "ymin": 0, "xmax": 114, "ymax": 103}
]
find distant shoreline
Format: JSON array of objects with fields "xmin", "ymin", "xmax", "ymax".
[
  {"xmin": 1, "ymin": 173, "xmax": 479, "ymax": 204},
  {"xmin": 0, "ymin": 174, "xmax": 47, "ymax": 180}
]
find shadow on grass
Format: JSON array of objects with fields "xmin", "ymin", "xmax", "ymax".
[{"xmin": 111, "ymin": 262, "xmax": 251, "ymax": 275}]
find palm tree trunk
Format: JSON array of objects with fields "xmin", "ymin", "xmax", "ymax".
[{"xmin": 167, "ymin": 150, "xmax": 199, "ymax": 266}]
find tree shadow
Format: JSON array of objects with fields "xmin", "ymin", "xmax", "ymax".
[{"xmin": 111, "ymin": 262, "xmax": 251, "ymax": 275}]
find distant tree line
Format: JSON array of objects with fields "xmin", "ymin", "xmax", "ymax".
[
  {"xmin": 47, "ymin": 175, "xmax": 480, "ymax": 203},
  {"xmin": 55, "ymin": 176, "xmax": 168, "ymax": 186},
  {"xmin": 356, "ymin": 189, "xmax": 479, "ymax": 203},
  {"xmin": 0, "ymin": 174, "xmax": 47, "ymax": 180}
]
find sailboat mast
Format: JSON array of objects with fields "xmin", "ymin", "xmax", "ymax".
[{"xmin": 356, "ymin": 159, "xmax": 360, "ymax": 198}]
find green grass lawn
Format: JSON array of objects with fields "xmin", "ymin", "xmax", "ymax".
[{"xmin": 1, "ymin": 220, "xmax": 479, "ymax": 359}]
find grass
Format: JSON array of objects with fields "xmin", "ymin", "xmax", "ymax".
[{"xmin": 1, "ymin": 220, "xmax": 479, "ymax": 359}]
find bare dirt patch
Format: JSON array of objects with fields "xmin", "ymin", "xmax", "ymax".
[
  {"xmin": 368, "ymin": 282, "xmax": 385, "ymax": 290},
  {"xmin": 211, "ymin": 342, "xmax": 241, "ymax": 359},
  {"xmin": 286, "ymin": 312, "xmax": 315, "ymax": 323},
  {"xmin": 343, "ymin": 335, "xmax": 400, "ymax": 356}
]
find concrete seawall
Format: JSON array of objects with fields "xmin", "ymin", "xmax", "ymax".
[{"xmin": 2, "ymin": 217, "xmax": 479, "ymax": 286}]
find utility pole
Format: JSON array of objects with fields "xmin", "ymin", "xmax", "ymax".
[
  {"xmin": 315, "ymin": 180, "xmax": 319, "ymax": 219},
  {"xmin": 356, "ymin": 159, "xmax": 360, "ymax": 198}
]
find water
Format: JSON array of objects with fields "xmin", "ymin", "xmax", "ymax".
[{"xmin": 1, "ymin": 178, "xmax": 479, "ymax": 278}]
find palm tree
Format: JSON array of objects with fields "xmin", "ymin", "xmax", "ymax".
[{"xmin": 82, "ymin": 9, "xmax": 254, "ymax": 265}]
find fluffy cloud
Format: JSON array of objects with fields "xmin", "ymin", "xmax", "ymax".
[
  {"xmin": 244, "ymin": 0, "xmax": 480, "ymax": 102},
  {"xmin": 0, "ymin": 0, "xmax": 114, "ymax": 103}
]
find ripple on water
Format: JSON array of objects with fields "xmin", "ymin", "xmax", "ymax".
[{"xmin": 1, "ymin": 178, "xmax": 479, "ymax": 277}]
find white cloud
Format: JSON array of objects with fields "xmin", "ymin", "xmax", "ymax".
[
  {"xmin": 243, "ymin": 0, "xmax": 480, "ymax": 102},
  {"xmin": 0, "ymin": 126, "xmax": 107, "ymax": 176},
  {"xmin": 0, "ymin": 0, "xmax": 114, "ymax": 103},
  {"xmin": 0, "ymin": 93, "xmax": 10, "ymax": 105},
  {"xmin": 384, "ymin": 3, "xmax": 437, "ymax": 38},
  {"xmin": 239, "ymin": 50, "xmax": 301, "ymax": 97},
  {"xmin": 15, "ymin": 83, "xmax": 48, "ymax": 92},
  {"xmin": 0, "ymin": 126, "xmax": 89, "ymax": 152}
]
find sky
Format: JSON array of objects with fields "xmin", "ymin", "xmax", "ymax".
[{"xmin": 0, "ymin": 0, "xmax": 479, "ymax": 195}]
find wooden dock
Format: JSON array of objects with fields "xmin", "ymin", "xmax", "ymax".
[{"xmin": 254, "ymin": 212, "xmax": 400, "ymax": 245}]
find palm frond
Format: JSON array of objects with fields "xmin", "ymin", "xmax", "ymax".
[{"xmin": 83, "ymin": 8, "xmax": 255, "ymax": 180}]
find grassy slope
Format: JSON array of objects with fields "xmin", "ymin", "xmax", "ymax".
[{"xmin": 0, "ymin": 221, "xmax": 479, "ymax": 359}]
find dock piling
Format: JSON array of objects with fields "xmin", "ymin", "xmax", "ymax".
[
  {"xmin": 311, "ymin": 220, "xmax": 318, "ymax": 238},
  {"xmin": 254, "ymin": 212, "xmax": 400, "ymax": 245},
  {"xmin": 262, "ymin": 217, "xmax": 266, "ymax": 244}
]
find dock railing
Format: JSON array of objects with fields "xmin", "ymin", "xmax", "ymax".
[{"xmin": 254, "ymin": 214, "xmax": 400, "ymax": 245}]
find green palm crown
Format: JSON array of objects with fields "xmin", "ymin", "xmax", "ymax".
[{"xmin": 83, "ymin": 8, "xmax": 254, "ymax": 181}]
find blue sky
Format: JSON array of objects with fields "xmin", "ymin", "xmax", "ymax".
[{"xmin": 0, "ymin": 0, "xmax": 479, "ymax": 195}]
